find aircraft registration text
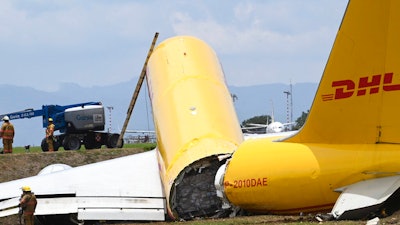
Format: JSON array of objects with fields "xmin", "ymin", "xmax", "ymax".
[{"xmin": 225, "ymin": 177, "xmax": 268, "ymax": 188}]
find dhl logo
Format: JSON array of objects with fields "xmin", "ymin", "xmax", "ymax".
[{"xmin": 322, "ymin": 72, "xmax": 400, "ymax": 101}]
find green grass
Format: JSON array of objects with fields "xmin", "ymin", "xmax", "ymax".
[{"xmin": 8, "ymin": 142, "xmax": 157, "ymax": 154}]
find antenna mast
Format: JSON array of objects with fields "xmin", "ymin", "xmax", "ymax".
[{"xmin": 283, "ymin": 80, "xmax": 293, "ymax": 129}]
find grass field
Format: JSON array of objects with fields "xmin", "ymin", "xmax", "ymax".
[{"xmin": 8, "ymin": 142, "xmax": 157, "ymax": 154}]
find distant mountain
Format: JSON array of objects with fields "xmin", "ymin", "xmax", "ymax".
[{"xmin": 0, "ymin": 81, "xmax": 317, "ymax": 147}]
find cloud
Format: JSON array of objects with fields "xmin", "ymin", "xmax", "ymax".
[{"xmin": 0, "ymin": 0, "xmax": 348, "ymax": 91}]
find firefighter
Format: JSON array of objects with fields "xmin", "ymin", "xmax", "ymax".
[
  {"xmin": 0, "ymin": 116, "xmax": 15, "ymax": 153},
  {"xmin": 45, "ymin": 118, "xmax": 55, "ymax": 152},
  {"xmin": 19, "ymin": 186, "xmax": 37, "ymax": 225}
]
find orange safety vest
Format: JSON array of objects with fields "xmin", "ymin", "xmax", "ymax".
[{"xmin": 0, "ymin": 122, "xmax": 14, "ymax": 140}]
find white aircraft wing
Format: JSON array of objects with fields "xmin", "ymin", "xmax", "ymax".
[
  {"xmin": 243, "ymin": 131, "xmax": 297, "ymax": 140},
  {"xmin": 331, "ymin": 175, "xmax": 400, "ymax": 220},
  {"xmin": 244, "ymin": 123, "xmax": 268, "ymax": 128},
  {"xmin": 0, "ymin": 150, "xmax": 166, "ymax": 221}
]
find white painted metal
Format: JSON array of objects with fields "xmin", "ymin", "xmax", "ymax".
[
  {"xmin": 37, "ymin": 163, "xmax": 72, "ymax": 175},
  {"xmin": 243, "ymin": 131, "xmax": 296, "ymax": 140},
  {"xmin": 33, "ymin": 197, "xmax": 165, "ymax": 215},
  {"xmin": 78, "ymin": 208, "xmax": 165, "ymax": 221},
  {"xmin": 0, "ymin": 197, "xmax": 19, "ymax": 217},
  {"xmin": 0, "ymin": 150, "xmax": 166, "ymax": 221},
  {"xmin": 331, "ymin": 175, "xmax": 400, "ymax": 219}
]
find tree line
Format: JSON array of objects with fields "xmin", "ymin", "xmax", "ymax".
[{"xmin": 241, "ymin": 110, "xmax": 309, "ymax": 131}]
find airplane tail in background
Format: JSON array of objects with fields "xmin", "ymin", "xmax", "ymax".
[{"xmin": 286, "ymin": 0, "xmax": 400, "ymax": 144}]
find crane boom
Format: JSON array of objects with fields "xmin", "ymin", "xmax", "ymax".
[{"xmin": 0, "ymin": 108, "xmax": 43, "ymax": 120}]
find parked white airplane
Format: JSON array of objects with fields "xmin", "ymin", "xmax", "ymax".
[
  {"xmin": 244, "ymin": 121, "xmax": 293, "ymax": 133},
  {"xmin": 243, "ymin": 100, "xmax": 294, "ymax": 133}
]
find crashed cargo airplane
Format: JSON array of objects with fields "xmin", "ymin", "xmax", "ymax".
[{"xmin": 1, "ymin": 0, "xmax": 400, "ymax": 224}]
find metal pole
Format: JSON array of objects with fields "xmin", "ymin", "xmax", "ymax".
[
  {"xmin": 116, "ymin": 32, "xmax": 159, "ymax": 148},
  {"xmin": 106, "ymin": 106, "xmax": 114, "ymax": 133},
  {"xmin": 283, "ymin": 91, "xmax": 291, "ymax": 124}
]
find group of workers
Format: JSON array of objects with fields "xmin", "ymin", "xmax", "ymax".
[
  {"xmin": 0, "ymin": 116, "xmax": 52, "ymax": 224},
  {"xmin": 0, "ymin": 117, "xmax": 53, "ymax": 224},
  {"xmin": 0, "ymin": 116, "xmax": 55, "ymax": 153},
  {"xmin": 0, "ymin": 116, "xmax": 54, "ymax": 224},
  {"xmin": 0, "ymin": 116, "xmax": 52, "ymax": 223}
]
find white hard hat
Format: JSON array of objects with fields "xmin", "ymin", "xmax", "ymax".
[{"xmin": 2, "ymin": 116, "xmax": 9, "ymax": 121}]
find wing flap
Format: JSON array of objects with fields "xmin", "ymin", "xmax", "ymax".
[
  {"xmin": 0, "ymin": 197, "xmax": 19, "ymax": 217},
  {"xmin": 33, "ymin": 197, "xmax": 165, "ymax": 220},
  {"xmin": 0, "ymin": 150, "xmax": 166, "ymax": 221},
  {"xmin": 332, "ymin": 175, "xmax": 400, "ymax": 219},
  {"xmin": 78, "ymin": 208, "xmax": 165, "ymax": 221}
]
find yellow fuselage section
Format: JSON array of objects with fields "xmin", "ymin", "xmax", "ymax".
[
  {"xmin": 146, "ymin": 36, "xmax": 243, "ymax": 218},
  {"xmin": 224, "ymin": 138, "xmax": 400, "ymax": 214}
]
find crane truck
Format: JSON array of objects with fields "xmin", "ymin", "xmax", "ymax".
[{"xmin": 0, "ymin": 102, "xmax": 123, "ymax": 151}]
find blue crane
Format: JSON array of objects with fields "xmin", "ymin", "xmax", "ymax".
[{"xmin": 0, "ymin": 102, "xmax": 123, "ymax": 151}]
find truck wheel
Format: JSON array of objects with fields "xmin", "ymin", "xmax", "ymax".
[
  {"xmin": 53, "ymin": 137, "xmax": 61, "ymax": 151},
  {"xmin": 41, "ymin": 138, "xmax": 60, "ymax": 152},
  {"xmin": 106, "ymin": 134, "xmax": 123, "ymax": 148},
  {"xmin": 63, "ymin": 136, "xmax": 81, "ymax": 150},
  {"xmin": 41, "ymin": 138, "xmax": 49, "ymax": 152}
]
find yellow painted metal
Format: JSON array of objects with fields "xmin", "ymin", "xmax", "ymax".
[
  {"xmin": 146, "ymin": 36, "xmax": 243, "ymax": 217},
  {"xmin": 223, "ymin": 0, "xmax": 400, "ymax": 216},
  {"xmin": 224, "ymin": 139, "xmax": 400, "ymax": 214},
  {"xmin": 287, "ymin": 0, "xmax": 400, "ymax": 144}
]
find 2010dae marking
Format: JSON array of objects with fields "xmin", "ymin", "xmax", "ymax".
[{"xmin": 230, "ymin": 177, "xmax": 268, "ymax": 188}]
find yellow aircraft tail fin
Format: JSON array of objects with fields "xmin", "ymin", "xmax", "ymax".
[{"xmin": 286, "ymin": 0, "xmax": 400, "ymax": 144}]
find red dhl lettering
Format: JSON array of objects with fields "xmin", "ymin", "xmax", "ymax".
[
  {"xmin": 224, "ymin": 177, "xmax": 268, "ymax": 188},
  {"xmin": 321, "ymin": 72, "xmax": 400, "ymax": 101}
]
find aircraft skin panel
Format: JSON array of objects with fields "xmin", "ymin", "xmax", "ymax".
[
  {"xmin": 146, "ymin": 36, "xmax": 243, "ymax": 219},
  {"xmin": 223, "ymin": 139, "xmax": 400, "ymax": 214},
  {"xmin": 0, "ymin": 197, "xmax": 19, "ymax": 217},
  {"xmin": 0, "ymin": 196, "xmax": 165, "ymax": 220},
  {"xmin": 219, "ymin": 0, "xmax": 400, "ymax": 220},
  {"xmin": 147, "ymin": 35, "xmax": 243, "ymax": 173},
  {"xmin": 78, "ymin": 208, "xmax": 165, "ymax": 221},
  {"xmin": 0, "ymin": 150, "xmax": 166, "ymax": 220},
  {"xmin": 0, "ymin": 150, "xmax": 164, "ymax": 199},
  {"xmin": 331, "ymin": 175, "xmax": 400, "ymax": 219},
  {"xmin": 286, "ymin": 0, "xmax": 400, "ymax": 144}
]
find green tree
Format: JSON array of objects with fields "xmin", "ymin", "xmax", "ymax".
[
  {"xmin": 241, "ymin": 115, "xmax": 271, "ymax": 127},
  {"xmin": 293, "ymin": 110, "xmax": 309, "ymax": 130}
]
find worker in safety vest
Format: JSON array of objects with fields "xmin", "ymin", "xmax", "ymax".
[
  {"xmin": 45, "ymin": 118, "xmax": 55, "ymax": 152},
  {"xmin": 19, "ymin": 186, "xmax": 37, "ymax": 225},
  {"xmin": 0, "ymin": 116, "xmax": 15, "ymax": 153}
]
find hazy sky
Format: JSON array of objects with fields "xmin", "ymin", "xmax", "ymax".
[{"xmin": 0, "ymin": 0, "xmax": 348, "ymax": 92}]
